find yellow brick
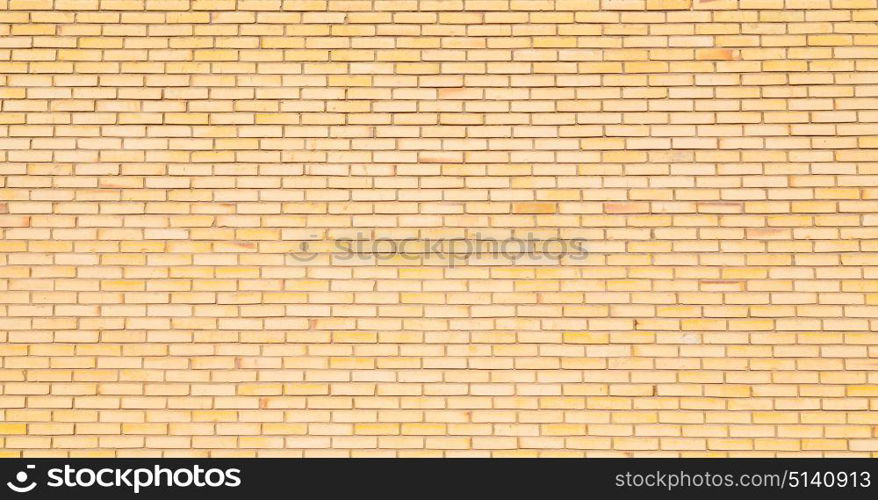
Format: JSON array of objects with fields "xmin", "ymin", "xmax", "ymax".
[{"xmin": 0, "ymin": 0, "xmax": 872, "ymax": 458}]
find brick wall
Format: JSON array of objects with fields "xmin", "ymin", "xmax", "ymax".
[{"xmin": 1, "ymin": 0, "xmax": 878, "ymax": 457}]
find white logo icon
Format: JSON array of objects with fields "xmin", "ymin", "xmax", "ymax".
[{"xmin": 7, "ymin": 465, "xmax": 37, "ymax": 493}]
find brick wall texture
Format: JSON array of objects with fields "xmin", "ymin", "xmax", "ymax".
[{"xmin": 1, "ymin": 0, "xmax": 878, "ymax": 458}]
